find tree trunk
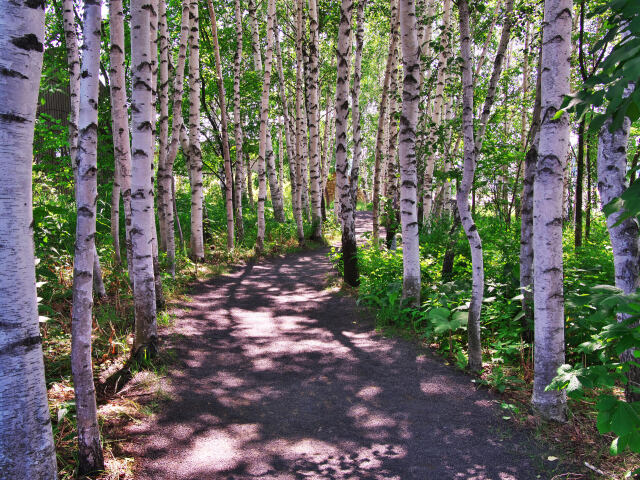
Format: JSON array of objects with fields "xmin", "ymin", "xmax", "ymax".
[
  {"xmin": 598, "ymin": 115, "xmax": 640, "ymax": 403},
  {"xmin": 157, "ymin": 0, "xmax": 170, "ymax": 255},
  {"xmin": 266, "ymin": 128, "xmax": 286, "ymax": 222},
  {"xmin": 372, "ymin": 0, "xmax": 399, "ymax": 246},
  {"xmin": 71, "ymin": 0, "xmax": 105, "ymax": 472},
  {"xmin": 520, "ymin": 49, "xmax": 542, "ymax": 344},
  {"xmin": 349, "ymin": 0, "xmax": 366, "ymax": 219},
  {"xmin": 422, "ymin": 0, "xmax": 452, "ymax": 222},
  {"xmin": 294, "ymin": 0, "xmax": 307, "ymax": 241},
  {"xmin": 383, "ymin": 45, "xmax": 400, "ymax": 248},
  {"xmin": 274, "ymin": 17, "xmax": 302, "ymax": 237},
  {"xmin": 0, "ymin": 1, "xmax": 58, "ymax": 476},
  {"xmin": 233, "ymin": 0, "xmax": 245, "ymax": 241},
  {"xmin": 335, "ymin": 0, "xmax": 358, "ymax": 286},
  {"xmin": 398, "ymin": 0, "xmax": 420, "ymax": 304},
  {"xmin": 531, "ymin": 0, "xmax": 572, "ymax": 422},
  {"xmin": 585, "ymin": 134, "xmax": 591, "ymax": 240},
  {"xmin": 456, "ymin": 0, "xmax": 484, "ymax": 371},
  {"xmin": 62, "ymin": 0, "xmax": 108, "ymax": 294},
  {"xmin": 255, "ymin": 0, "xmax": 276, "ymax": 251},
  {"xmin": 575, "ymin": 118, "xmax": 585, "ymax": 248},
  {"xmin": 188, "ymin": 0, "xmax": 204, "ymax": 260},
  {"xmin": 163, "ymin": 0, "xmax": 190, "ymax": 275},
  {"xmin": 206, "ymin": 0, "xmax": 235, "ymax": 249},
  {"xmin": 131, "ymin": 0, "xmax": 159, "ymax": 358},
  {"xmin": 308, "ymin": 0, "xmax": 323, "ymax": 239}
]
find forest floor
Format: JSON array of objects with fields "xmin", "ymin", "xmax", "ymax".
[{"xmin": 113, "ymin": 213, "xmax": 578, "ymax": 480}]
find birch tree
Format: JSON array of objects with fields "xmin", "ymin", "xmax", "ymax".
[
  {"xmin": 157, "ymin": 0, "xmax": 170, "ymax": 255},
  {"xmin": 131, "ymin": 0, "xmax": 159, "ymax": 357},
  {"xmin": 308, "ymin": 0, "xmax": 323, "ymax": 239},
  {"xmin": 334, "ymin": 0, "xmax": 358, "ymax": 285},
  {"xmin": 188, "ymin": 0, "xmax": 205, "ymax": 260},
  {"xmin": 70, "ymin": 0, "xmax": 105, "ymax": 471},
  {"xmin": 233, "ymin": 0, "xmax": 245, "ymax": 241},
  {"xmin": 531, "ymin": 0, "xmax": 572, "ymax": 422},
  {"xmin": 349, "ymin": 0, "xmax": 365, "ymax": 213},
  {"xmin": 597, "ymin": 113, "xmax": 640, "ymax": 403},
  {"xmin": 206, "ymin": 0, "xmax": 235, "ymax": 249},
  {"xmin": 255, "ymin": 0, "xmax": 276, "ymax": 251},
  {"xmin": 0, "ymin": 0, "xmax": 58, "ymax": 476},
  {"xmin": 372, "ymin": 0, "xmax": 399, "ymax": 246},
  {"xmin": 398, "ymin": 0, "xmax": 420, "ymax": 304},
  {"xmin": 162, "ymin": 0, "xmax": 190, "ymax": 275},
  {"xmin": 294, "ymin": 0, "xmax": 307, "ymax": 240}
]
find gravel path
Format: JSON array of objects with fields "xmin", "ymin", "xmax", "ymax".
[{"xmin": 128, "ymin": 213, "xmax": 561, "ymax": 480}]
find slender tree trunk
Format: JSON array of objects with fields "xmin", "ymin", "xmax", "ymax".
[
  {"xmin": 188, "ymin": 0, "xmax": 204, "ymax": 260},
  {"xmin": 278, "ymin": 124, "xmax": 285, "ymax": 192},
  {"xmin": 173, "ymin": 176, "xmax": 185, "ymax": 249},
  {"xmin": 383, "ymin": 48, "xmax": 400, "ymax": 247},
  {"xmin": 274, "ymin": 18, "xmax": 302, "ymax": 236},
  {"xmin": 157, "ymin": 0, "xmax": 170, "ymax": 255},
  {"xmin": 349, "ymin": 0, "xmax": 366, "ymax": 218},
  {"xmin": 520, "ymin": 49, "xmax": 542, "ymax": 344},
  {"xmin": 308, "ymin": 0, "xmax": 323, "ymax": 239},
  {"xmin": 335, "ymin": 0, "xmax": 358, "ymax": 285},
  {"xmin": 163, "ymin": 0, "xmax": 190, "ymax": 276},
  {"xmin": 255, "ymin": 0, "xmax": 276, "ymax": 251},
  {"xmin": 457, "ymin": 0, "xmax": 484, "ymax": 371},
  {"xmin": 111, "ymin": 153, "xmax": 121, "ymax": 264},
  {"xmin": 585, "ymin": 134, "xmax": 591, "ymax": 239},
  {"xmin": 71, "ymin": 0, "xmax": 105, "ymax": 472},
  {"xmin": 294, "ymin": 0, "xmax": 307, "ymax": 240},
  {"xmin": 207, "ymin": 0, "xmax": 235, "ymax": 249},
  {"xmin": 62, "ymin": 0, "xmax": 108, "ymax": 295},
  {"xmin": 372, "ymin": 0, "xmax": 399, "ymax": 246},
  {"xmin": 531, "ymin": 0, "xmax": 572, "ymax": 422},
  {"xmin": 266, "ymin": 128, "xmax": 286, "ymax": 221},
  {"xmin": 575, "ymin": 118, "xmax": 585, "ymax": 248},
  {"xmin": 233, "ymin": 0, "xmax": 245, "ymax": 241},
  {"xmin": 598, "ymin": 115, "xmax": 640, "ymax": 403},
  {"xmin": 246, "ymin": 157, "xmax": 254, "ymax": 207},
  {"xmin": 398, "ymin": 0, "xmax": 420, "ymax": 304},
  {"xmin": 0, "ymin": 1, "xmax": 58, "ymax": 476},
  {"xmin": 422, "ymin": 0, "xmax": 451, "ymax": 222},
  {"xmin": 131, "ymin": 0, "xmax": 159, "ymax": 358},
  {"xmin": 474, "ymin": 0, "xmax": 502, "ymax": 78}
]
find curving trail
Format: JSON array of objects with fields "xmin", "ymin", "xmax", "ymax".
[{"xmin": 127, "ymin": 212, "xmax": 561, "ymax": 480}]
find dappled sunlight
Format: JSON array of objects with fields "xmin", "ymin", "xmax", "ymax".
[{"xmin": 127, "ymin": 216, "xmax": 554, "ymax": 479}]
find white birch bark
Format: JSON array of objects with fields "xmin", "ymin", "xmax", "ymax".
[
  {"xmin": 598, "ymin": 116, "xmax": 640, "ymax": 402},
  {"xmin": 63, "ymin": 0, "xmax": 108, "ymax": 296},
  {"xmin": 163, "ymin": 0, "xmax": 190, "ymax": 274},
  {"xmin": 70, "ymin": 0, "xmax": 104, "ymax": 472},
  {"xmin": 110, "ymin": 0, "xmax": 136, "ymax": 285},
  {"xmin": 255, "ymin": 0, "xmax": 276, "ymax": 251},
  {"xmin": 308, "ymin": 0, "xmax": 323, "ymax": 239},
  {"xmin": 131, "ymin": 0, "xmax": 159, "ymax": 357},
  {"xmin": 372, "ymin": 0, "xmax": 399, "ymax": 245},
  {"xmin": 0, "ymin": 1, "xmax": 57, "ymax": 476},
  {"xmin": 294, "ymin": 0, "xmax": 307, "ymax": 239},
  {"xmin": 335, "ymin": 0, "xmax": 358, "ymax": 285},
  {"xmin": 188, "ymin": 0, "xmax": 204, "ymax": 260},
  {"xmin": 531, "ymin": 0, "xmax": 572, "ymax": 422},
  {"xmin": 383, "ymin": 52, "xmax": 400, "ymax": 247},
  {"xmin": 456, "ymin": 0, "xmax": 484, "ymax": 371},
  {"xmin": 349, "ymin": 0, "xmax": 365, "ymax": 215},
  {"xmin": 398, "ymin": 0, "xmax": 420, "ymax": 304},
  {"xmin": 278, "ymin": 124, "xmax": 284, "ymax": 192},
  {"xmin": 233, "ymin": 0, "xmax": 245, "ymax": 241},
  {"xmin": 274, "ymin": 19, "xmax": 302, "ymax": 239},
  {"xmin": 157, "ymin": 0, "xmax": 170, "ymax": 254},
  {"xmin": 206, "ymin": 0, "xmax": 235, "ymax": 249},
  {"xmin": 422, "ymin": 0, "xmax": 451, "ymax": 221},
  {"xmin": 266, "ymin": 128, "xmax": 286, "ymax": 221}
]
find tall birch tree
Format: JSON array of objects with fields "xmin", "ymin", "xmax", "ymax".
[
  {"xmin": 335, "ymin": 0, "xmax": 358, "ymax": 285},
  {"xmin": 233, "ymin": 0, "xmax": 245, "ymax": 241},
  {"xmin": 255, "ymin": 0, "xmax": 276, "ymax": 251},
  {"xmin": 531, "ymin": 0, "xmax": 572, "ymax": 422},
  {"xmin": 131, "ymin": 0, "xmax": 159, "ymax": 357},
  {"xmin": 349, "ymin": 0, "xmax": 365, "ymax": 213},
  {"xmin": 70, "ymin": 0, "xmax": 105, "ymax": 472},
  {"xmin": 398, "ymin": 0, "xmax": 420, "ymax": 304},
  {"xmin": 0, "ymin": 0, "xmax": 58, "ymax": 476}
]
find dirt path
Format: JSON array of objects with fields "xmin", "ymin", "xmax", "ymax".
[{"xmin": 127, "ymin": 213, "xmax": 561, "ymax": 480}]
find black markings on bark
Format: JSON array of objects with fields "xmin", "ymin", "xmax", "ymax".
[
  {"xmin": 0, "ymin": 335, "xmax": 42, "ymax": 356},
  {"xmin": 11, "ymin": 34, "xmax": 43, "ymax": 52}
]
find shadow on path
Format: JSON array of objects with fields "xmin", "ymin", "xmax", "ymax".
[{"xmin": 127, "ymin": 213, "xmax": 558, "ymax": 480}]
